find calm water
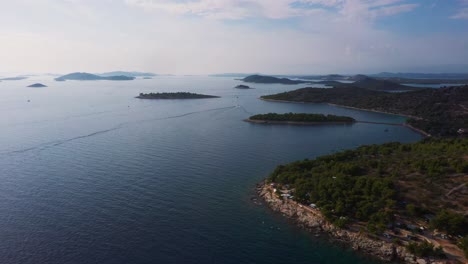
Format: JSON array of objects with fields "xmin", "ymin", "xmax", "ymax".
[{"xmin": 0, "ymin": 76, "xmax": 421, "ymax": 264}]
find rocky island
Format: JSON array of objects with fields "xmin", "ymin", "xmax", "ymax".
[
  {"xmin": 258, "ymin": 139, "xmax": 468, "ymax": 263},
  {"xmin": 136, "ymin": 92, "xmax": 220, "ymax": 99},
  {"xmin": 246, "ymin": 113, "xmax": 355, "ymax": 125},
  {"xmin": 55, "ymin": 72, "xmax": 135, "ymax": 81},
  {"xmin": 261, "ymin": 85, "xmax": 468, "ymax": 137}
]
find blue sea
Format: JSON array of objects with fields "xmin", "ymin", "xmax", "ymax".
[{"xmin": 0, "ymin": 76, "xmax": 421, "ymax": 263}]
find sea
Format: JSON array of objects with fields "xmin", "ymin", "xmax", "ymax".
[{"xmin": 0, "ymin": 76, "xmax": 422, "ymax": 264}]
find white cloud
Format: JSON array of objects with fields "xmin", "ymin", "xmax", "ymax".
[
  {"xmin": 125, "ymin": 0, "xmax": 418, "ymax": 20},
  {"xmin": 451, "ymin": 8, "xmax": 468, "ymax": 19}
]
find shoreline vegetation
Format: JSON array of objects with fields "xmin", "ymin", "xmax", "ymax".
[
  {"xmin": 245, "ymin": 113, "xmax": 355, "ymax": 125},
  {"xmin": 136, "ymin": 92, "xmax": 220, "ymax": 99},
  {"xmin": 260, "ymin": 85, "xmax": 468, "ymax": 137},
  {"xmin": 258, "ymin": 139, "xmax": 468, "ymax": 264}
]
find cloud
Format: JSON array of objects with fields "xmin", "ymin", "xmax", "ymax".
[
  {"xmin": 451, "ymin": 8, "xmax": 468, "ymax": 19},
  {"xmin": 125, "ymin": 0, "xmax": 418, "ymax": 20}
]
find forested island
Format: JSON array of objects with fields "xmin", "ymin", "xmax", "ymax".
[
  {"xmin": 246, "ymin": 113, "xmax": 355, "ymax": 125},
  {"xmin": 55, "ymin": 72, "xmax": 135, "ymax": 81},
  {"xmin": 136, "ymin": 92, "xmax": 220, "ymax": 99},
  {"xmin": 261, "ymin": 85, "xmax": 468, "ymax": 137},
  {"xmin": 259, "ymin": 139, "xmax": 468, "ymax": 263}
]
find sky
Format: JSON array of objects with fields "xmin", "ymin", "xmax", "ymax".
[{"xmin": 1, "ymin": 0, "xmax": 468, "ymax": 75}]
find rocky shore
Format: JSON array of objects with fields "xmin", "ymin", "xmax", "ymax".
[{"xmin": 256, "ymin": 182, "xmax": 451, "ymax": 264}]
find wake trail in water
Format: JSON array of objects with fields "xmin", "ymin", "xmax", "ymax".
[{"xmin": 1, "ymin": 106, "xmax": 236, "ymax": 156}]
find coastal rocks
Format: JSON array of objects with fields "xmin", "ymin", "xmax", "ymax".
[{"xmin": 257, "ymin": 183, "xmax": 449, "ymax": 264}]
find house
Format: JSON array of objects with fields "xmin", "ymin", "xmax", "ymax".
[
  {"xmin": 309, "ymin": 203, "xmax": 317, "ymax": 209},
  {"xmin": 457, "ymin": 128, "xmax": 467, "ymax": 134}
]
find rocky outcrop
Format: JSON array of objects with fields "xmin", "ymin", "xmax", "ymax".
[{"xmin": 256, "ymin": 183, "xmax": 450, "ymax": 264}]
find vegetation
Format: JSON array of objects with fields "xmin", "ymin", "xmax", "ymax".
[
  {"xmin": 267, "ymin": 139, "xmax": 468, "ymax": 233},
  {"xmin": 262, "ymin": 85, "xmax": 468, "ymax": 137},
  {"xmin": 430, "ymin": 210, "xmax": 468, "ymax": 236},
  {"xmin": 458, "ymin": 235, "xmax": 468, "ymax": 257},
  {"xmin": 406, "ymin": 241, "xmax": 445, "ymax": 258},
  {"xmin": 249, "ymin": 113, "xmax": 355, "ymax": 123},
  {"xmin": 136, "ymin": 92, "xmax": 220, "ymax": 99}
]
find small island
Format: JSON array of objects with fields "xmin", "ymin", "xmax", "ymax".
[
  {"xmin": 246, "ymin": 113, "xmax": 355, "ymax": 125},
  {"xmin": 136, "ymin": 92, "xmax": 220, "ymax": 99},
  {"xmin": 27, "ymin": 83, "xmax": 47, "ymax": 88},
  {"xmin": 234, "ymin": 84, "xmax": 252, "ymax": 89}
]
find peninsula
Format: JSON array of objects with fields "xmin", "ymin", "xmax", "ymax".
[
  {"xmin": 259, "ymin": 139, "xmax": 468, "ymax": 263},
  {"xmin": 55, "ymin": 72, "xmax": 135, "ymax": 81},
  {"xmin": 136, "ymin": 92, "xmax": 220, "ymax": 99},
  {"xmin": 246, "ymin": 113, "xmax": 355, "ymax": 125},
  {"xmin": 261, "ymin": 85, "xmax": 468, "ymax": 137}
]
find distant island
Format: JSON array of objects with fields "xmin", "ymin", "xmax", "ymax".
[
  {"xmin": 242, "ymin": 74, "xmax": 420, "ymax": 91},
  {"xmin": 235, "ymin": 85, "xmax": 252, "ymax": 89},
  {"xmin": 27, "ymin": 83, "xmax": 47, "ymax": 88},
  {"xmin": 55, "ymin": 72, "xmax": 135, "ymax": 81},
  {"xmin": 246, "ymin": 113, "xmax": 355, "ymax": 125},
  {"xmin": 259, "ymin": 139, "xmax": 468, "ymax": 263},
  {"xmin": 337, "ymin": 76, "xmax": 420, "ymax": 91},
  {"xmin": 99, "ymin": 71, "xmax": 156, "ymax": 77},
  {"xmin": 261, "ymin": 85, "xmax": 468, "ymax": 137},
  {"xmin": 0, "ymin": 76, "xmax": 28, "ymax": 81},
  {"xmin": 242, "ymin": 75, "xmax": 308, "ymax": 85},
  {"xmin": 298, "ymin": 73, "xmax": 468, "ymax": 85},
  {"xmin": 136, "ymin": 92, "xmax": 220, "ymax": 99}
]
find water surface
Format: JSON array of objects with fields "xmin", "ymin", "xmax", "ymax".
[{"xmin": 0, "ymin": 76, "xmax": 421, "ymax": 263}]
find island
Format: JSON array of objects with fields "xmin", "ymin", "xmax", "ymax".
[
  {"xmin": 242, "ymin": 75, "xmax": 308, "ymax": 85},
  {"xmin": 261, "ymin": 85, "xmax": 468, "ymax": 137},
  {"xmin": 55, "ymin": 72, "xmax": 135, "ymax": 81},
  {"xmin": 136, "ymin": 92, "xmax": 220, "ymax": 99},
  {"xmin": 27, "ymin": 83, "xmax": 47, "ymax": 88},
  {"xmin": 258, "ymin": 139, "xmax": 468, "ymax": 263},
  {"xmin": 99, "ymin": 71, "xmax": 156, "ymax": 78},
  {"xmin": 246, "ymin": 113, "xmax": 355, "ymax": 125},
  {"xmin": 234, "ymin": 85, "xmax": 252, "ymax": 89},
  {"xmin": 0, "ymin": 76, "xmax": 28, "ymax": 81}
]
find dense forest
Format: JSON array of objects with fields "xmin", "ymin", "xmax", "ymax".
[
  {"xmin": 136, "ymin": 92, "xmax": 220, "ymax": 99},
  {"xmin": 262, "ymin": 85, "xmax": 468, "ymax": 137},
  {"xmin": 249, "ymin": 113, "xmax": 355, "ymax": 123},
  {"xmin": 268, "ymin": 139, "xmax": 468, "ymax": 239}
]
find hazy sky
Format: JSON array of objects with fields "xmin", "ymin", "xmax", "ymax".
[{"xmin": 1, "ymin": 0, "xmax": 468, "ymax": 75}]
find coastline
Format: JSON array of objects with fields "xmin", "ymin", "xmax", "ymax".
[
  {"xmin": 259, "ymin": 98, "xmax": 431, "ymax": 138},
  {"xmin": 256, "ymin": 182, "xmax": 449, "ymax": 264}
]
